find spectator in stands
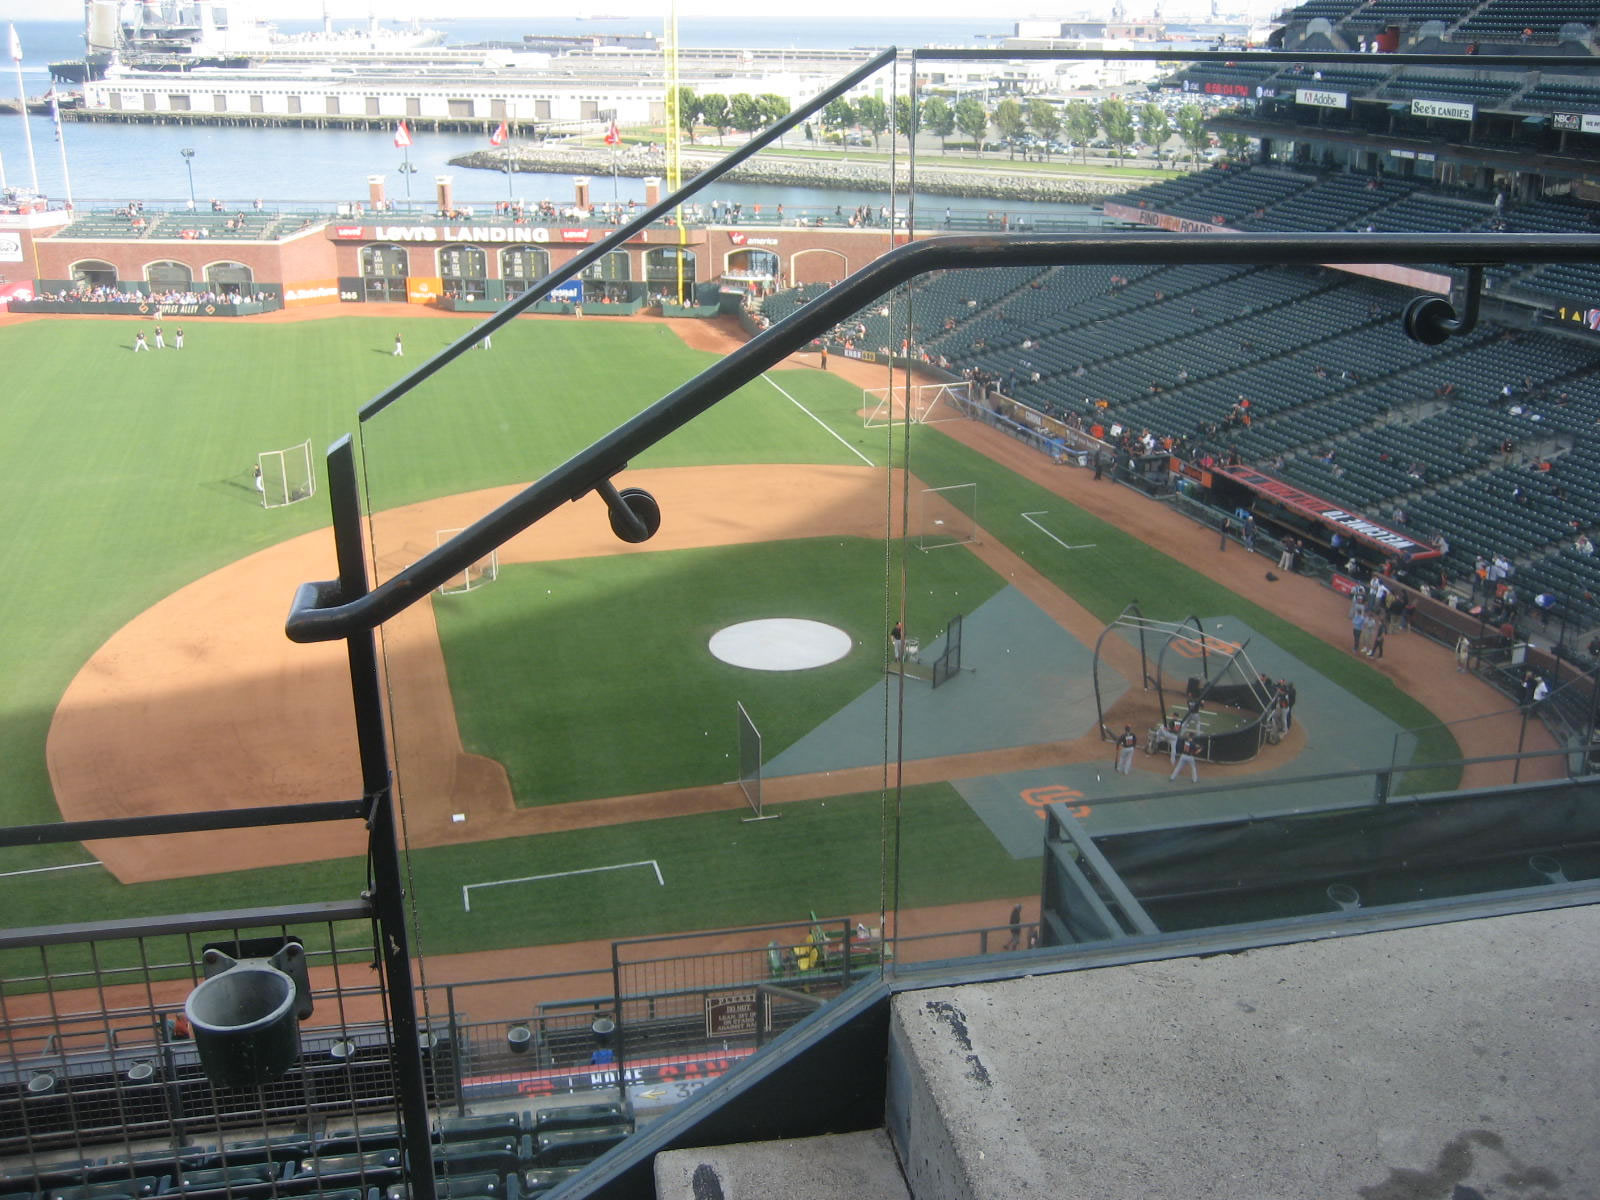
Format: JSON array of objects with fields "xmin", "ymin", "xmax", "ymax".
[{"xmin": 1575, "ymin": 533, "xmax": 1594, "ymax": 557}]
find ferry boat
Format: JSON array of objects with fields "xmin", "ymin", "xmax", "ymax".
[{"xmin": 50, "ymin": 0, "xmax": 446, "ymax": 84}]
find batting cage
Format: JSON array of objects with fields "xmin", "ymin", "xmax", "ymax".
[{"xmin": 1091, "ymin": 605, "xmax": 1278, "ymax": 763}]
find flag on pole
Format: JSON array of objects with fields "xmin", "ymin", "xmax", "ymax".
[
  {"xmin": 604, "ymin": 120, "xmax": 620, "ymax": 146},
  {"xmin": 489, "ymin": 121, "xmax": 509, "ymax": 146},
  {"xmin": 8, "ymin": 24, "xmax": 22, "ymax": 62},
  {"xmin": 393, "ymin": 121, "xmax": 412, "ymax": 149}
]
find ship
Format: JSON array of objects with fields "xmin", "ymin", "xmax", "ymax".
[
  {"xmin": 0, "ymin": 92, "xmax": 84, "ymax": 115},
  {"xmin": 49, "ymin": 0, "xmax": 447, "ymax": 84}
]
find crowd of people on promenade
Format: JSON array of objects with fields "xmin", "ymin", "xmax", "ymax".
[{"xmin": 41, "ymin": 285, "xmax": 246, "ymax": 308}]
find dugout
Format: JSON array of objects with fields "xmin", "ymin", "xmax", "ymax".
[
  {"xmin": 1041, "ymin": 777, "xmax": 1600, "ymax": 947},
  {"xmin": 1199, "ymin": 463, "xmax": 1443, "ymax": 578}
]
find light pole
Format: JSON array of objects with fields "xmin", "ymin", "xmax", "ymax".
[{"xmin": 180, "ymin": 148, "xmax": 196, "ymax": 209}]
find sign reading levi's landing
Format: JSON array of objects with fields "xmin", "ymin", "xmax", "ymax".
[
  {"xmin": 327, "ymin": 224, "xmax": 595, "ymax": 244},
  {"xmin": 1214, "ymin": 466, "xmax": 1441, "ymax": 559},
  {"xmin": 1295, "ymin": 88, "xmax": 1348, "ymax": 109},
  {"xmin": 1411, "ymin": 97, "xmax": 1474, "ymax": 122}
]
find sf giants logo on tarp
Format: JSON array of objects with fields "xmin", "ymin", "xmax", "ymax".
[{"xmin": 1020, "ymin": 785, "xmax": 1091, "ymax": 822}]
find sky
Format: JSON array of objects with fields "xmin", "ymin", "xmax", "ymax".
[{"xmin": 0, "ymin": 0, "xmax": 1271, "ymax": 23}]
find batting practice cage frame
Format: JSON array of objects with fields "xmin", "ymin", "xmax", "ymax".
[{"xmin": 1091, "ymin": 603, "xmax": 1279, "ymax": 764}]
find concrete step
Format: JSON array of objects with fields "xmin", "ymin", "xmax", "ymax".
[{"xmin": 654, "ymin": 1128, "xmax": 910, "ymax": 1200}]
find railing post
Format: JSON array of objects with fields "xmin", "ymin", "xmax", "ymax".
[
  {"xmin": 610, "ymin": 939, "xmax": 628, "ymax": 1108},
  {"xmin": 1373, "ymin": 769, "xmax": 1392, "ymax": 805},
  {"xmin": 326, "ymin": 437, "xmax": 437, "ymax": 1200},
  {"xmin": 446, "ymin": 984, "xmax": 465, "ymax": 1118}
]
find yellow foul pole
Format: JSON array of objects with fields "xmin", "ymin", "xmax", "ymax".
[{"xmin": 665, "ymin": 0, "xmax": 686, "ymax": 305}]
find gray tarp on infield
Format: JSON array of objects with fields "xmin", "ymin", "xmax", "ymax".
[{"xmin": 764, "ymin": 586, "xmax": 1127, "ymax": 778}]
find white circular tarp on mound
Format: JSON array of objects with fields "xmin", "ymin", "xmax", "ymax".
[{"xmin": 709, "ymin": 619, "xmax": 852, "ymax": 672}]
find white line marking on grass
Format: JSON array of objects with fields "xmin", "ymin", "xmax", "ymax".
[
  {"xmin": 0, "ymin": 860, "xmax": 102, "ymax": 879},
  {"xmin": 762, "ymin": 374, "xmax": 874, "ymax": 466},
  {"xmin": 1021, "ymin": 511, "xmax": 1097, "ymax": 551},
  {"xmin": 462, "ymin": 859, "xmax": 664, "ymax": 912}
]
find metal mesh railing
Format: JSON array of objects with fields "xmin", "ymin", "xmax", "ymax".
[{"xmin": 0, "ymin": 908, "xmax": 446, "ymax": 1170}]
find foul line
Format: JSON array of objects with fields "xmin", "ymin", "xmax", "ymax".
[
  {"xmin": 762, "ymin": 374, "xmax": 875, "ymax": 466},
  {"xmin": 462, "ymin": 859, "xmax": 664, "ymax": 912},
  {"xmin": 0, "ymin": 860, "xmax": 103, "ymax": 880},
  {"xmin": 1022, "ymin": 511, "xmax": 1096, "ymax": 551}
]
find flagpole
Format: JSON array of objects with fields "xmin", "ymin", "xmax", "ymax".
[
  {"xmin": 9, "ymin": 24, "xmax": 39, "ymax": 194},
  {"xmin": 403, "ymin": 144, "xmax": 411, "ymax": 201},
  {"xmin": 0, "ymin": 146, "xmax": 7, "ymax": 191},
  {"xmin": 50, "ymin": 90, "xmax": 72, "ymax": 208}
]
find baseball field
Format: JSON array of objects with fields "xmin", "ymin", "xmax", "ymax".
[{"xmin": 0, "ymin": 305, "xmax": 1507, "ymax": 978}]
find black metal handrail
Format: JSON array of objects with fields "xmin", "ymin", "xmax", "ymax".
[{"xmin": 287, "ymin": 229, "xmax": 1600, "ymax": 643}]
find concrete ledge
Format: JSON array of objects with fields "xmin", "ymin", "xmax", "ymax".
[
  {"xmin": 888, "ymin": 905, "xmax": 1600, "ymax": 1199},
  {"xmin": 654, "ymin": 1129, "xmax": 910, "ymax": 1200}
]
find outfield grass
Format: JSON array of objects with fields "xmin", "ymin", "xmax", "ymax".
[
  {"xmin": 1, "ymin": 780, "xmax": 1030, "ymax": 980},
  {"xmin": 0, "ymin": 318, "xmax": 857, "ymax": 861},
  {"xmin": 435, "ymin": 537, "xmax": 1005, "ymax": 805},
  {"xmin": 0, "ymin": 311, "xmax": 1459, "ymax": 955}
]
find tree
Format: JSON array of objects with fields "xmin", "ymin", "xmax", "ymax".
[
  {"xmin": 1176, "ymin": 103, "xmax": 1209, "ymax": 167},
  {"xmin": 923, "ymin": 95, "xmax": 955, "ymax": 150},
  {"xmin": 1027, "ymin": 99, "xmax": 1061, "ymax": 155},
  {"xmin": 1064, "ymin": 100, "xmax": 1098, "ymax": 164},
  {"xmin": 993, "ymin": 98, "xmax": 1025, "ymax": 155},
  {"xmin": 757, "ymin": 93, "xmax": 790, "ymax": 129},
  {"xmin": 673, "ymin": 87, "xmax": 699, "ymax": 143},
  {"xmin": 855, "ymin": 95, "xmax": 889, "ymax": 148},
  {"xmin": 1139, "ymin": 102, "xmax": 1171, "ymax": 157},
  {"xmin": 1099, "ymin": 97, "xmax": 1136, "ymax": 161},
  {"xmin": 699, "ymin": 93, "xmax": 730, "ymax": 143},
  {"xmin": 893, "ymin": 94, "xmax": 922, "ymax": 141},
  {"xmin": 823, "ymin": 97, "xmax": 856, "ymax": 142},
  {"xmin": 1220, "ymin": 131, "xmax": 1253, "ymax": 162},
  {"xmin": 954, "ymin": 97, "xmax": 988, "ymax": 155},
  {"xmin": 728, "ymin": 93, "xmax": 763, "ymax": 138}
]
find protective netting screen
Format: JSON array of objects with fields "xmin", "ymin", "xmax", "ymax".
[
  {"xmin": 736, "ymin": 701, "xmax": 764, "ymax": 819},
  {"xmin": 931, "ymin": 613, "xmax": 964, "ymax": 689}
]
